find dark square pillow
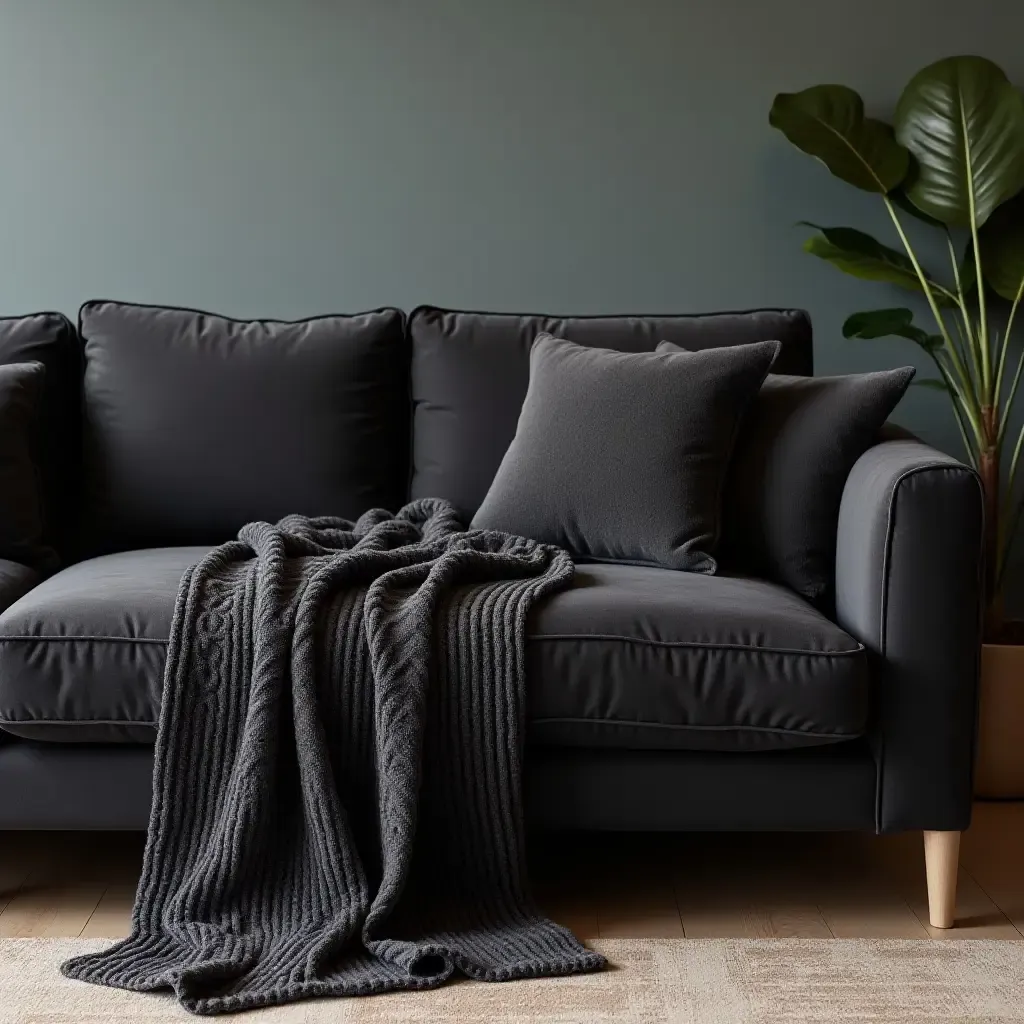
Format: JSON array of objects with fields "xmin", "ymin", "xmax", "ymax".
[
  {"xmin": 80, "ymin": 301, "xmax": 410, "ymax": 551},
  {"xmin": 471, "ymin": 334, "xmax": 780, "ymax": 571},
  {"xmin": 0, "ymin": 312, "xmax": 80, "ymax": 561},
  {"xmin": 658, "ymin": 341, "xmax": 914, "ymax": 603},
  {"xmin": 408, "ymin": 306, "xmax": 813, "ymax": 519},
  {"xmin": 0, "ymin": 361, "xmax": 54, "ymax": 569}
]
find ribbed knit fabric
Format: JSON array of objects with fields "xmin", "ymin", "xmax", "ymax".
[{"xmin": 61, "ymin": 499, "xmax": 605, "ymax": 1015}]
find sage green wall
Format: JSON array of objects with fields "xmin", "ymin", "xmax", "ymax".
[{"xmin": 1, "ymin": 0, "xmax": 1022, "ymax": 463}]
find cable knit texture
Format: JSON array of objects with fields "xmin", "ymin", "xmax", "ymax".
[{"xmin": 61, "ymin": 499, "xmax": 604, "ymax": 1015}]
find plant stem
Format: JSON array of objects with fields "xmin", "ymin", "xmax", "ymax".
[
  {"xmin": 947, "ymin": 232, "xmax": 983, "ymax": 390},
  {"xmin": 979, "ymin": 393, "xmax": 1000, "ymax": 589},
  {"xmin": 997, "ymin": 282, "xmax": 1024, "ymax": 441},
  {"xmin": 994, "ymin": 326, "xmax": 1009, "ymax": 408},
  {"xmin": 958, "ymin": 102, "xmax": 992, "ymax": 399},
  {"xmin": 884, "ymin": 197, "xmax": 984, "ymax": 446},
  {"xmin": 947, "ymin": 391, "xmax": 979, "ymax": 468},
  {"xmin": 928, "ymin": 347, "xmax": 976, "ymax": 466},
  {"xmin": 994, "ymin": 282, "xmax": 1024, "ymax": 594},
  {"xmin": 954, "ymin": 311, "xmax": 982, "ymax": 398},
  {"xmin": 956, "ymin": 148, "xmax": 998, "ymax": 628}
]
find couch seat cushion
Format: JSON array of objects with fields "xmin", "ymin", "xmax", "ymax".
[
  {"xmin": 0, "ymin": 548, "xmax": 209, "ymax": 742},
  {"xmin": 527, "ymin": 564, "xmax": 867, "ymax": 751},
  {"xmin": 0, "ymin": 553, "xmax": 868, "ymax": 751}
]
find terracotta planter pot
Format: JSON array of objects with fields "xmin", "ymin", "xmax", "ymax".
[{"xmin": 975, "ymin": 642, "xmax": 1024, "ymax": 798}]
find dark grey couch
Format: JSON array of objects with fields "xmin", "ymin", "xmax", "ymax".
[{"xmin": 0, "ymin": 304, "xmax": 983, "ymax": 931}]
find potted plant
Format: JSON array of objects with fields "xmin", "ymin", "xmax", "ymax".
[{"xmin": 769, "ymin": 56, "xmax": 1024, "ymax": 796}]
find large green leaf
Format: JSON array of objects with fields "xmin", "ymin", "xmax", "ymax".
[
  {"xmin": 894, "ymin": 56, "xmax": 1024, "ymax": 228},
  {"xmin": 770, "ymin": 85, "xmax": 909, "ymax": 193},
  {"xmin": 979, "ymin": 193, "xmax": 1024, "ymax": 301},
  {"xmin": 802, "ymin": 224, "xmax": 954, "ymax": 303},
  {"xmin": 843, "ymin": 307, "xmax": 943, "ymax": 350}
]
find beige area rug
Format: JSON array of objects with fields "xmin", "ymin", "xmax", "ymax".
[{"xmin": 2, "ymin": 937, "xmax": 1023, "ymax": 1023}]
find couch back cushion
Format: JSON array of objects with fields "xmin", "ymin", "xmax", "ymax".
[
  {"xmin": 80, "ymin": 301, "xmax": 409, "ymax": 551},
  {"xmin": 410, "ymin": 306, "xmax": 813, "ymax": 518},
  {"xmin": 0, "ymin": 313, "xmax": 82, "ymax": 562}
]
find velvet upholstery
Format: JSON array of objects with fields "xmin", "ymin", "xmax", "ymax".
[
  {"xmin": 528, "ymin": 564, "xmax": 867, "ymax": 751},
  {"xmin": 836, "ymin": 438, "xmax": 983, "ymax": 832},
  {"xmin": 79, "ymin": 302, "xmax": 409, "ymax": 551},
  {"xmin": 0, "ymin": 304, "xmax": 983, "ymax": 842},
  {"xmin": 0, "ymin": 313, "xmax": 80, "ymax": 560},
  {"xmin": 410, "ymin": 306, "xmax": 813, "ymax": 519},
  {"xmin": 0, "ymin": 553, "xmax": 867, "ymax": 753},
  {"xmin": 473, "ymin": 336, "xmax": 779, "ymax": 571},
  {"xmin": 0, "ymin": 742, "xmax": 878, "ymax": 832},
  {"xmin": 0, "ymin": 548, "xmax": 208, "ymax": 743},
  {"xmin": 657, "ymin": 344, "xmax": 916, "ymax": 605},
  {"xmin": 0, "ymin": 363, "xmax": 52, "ymax": 569}
]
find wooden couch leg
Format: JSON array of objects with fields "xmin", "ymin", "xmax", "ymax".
[{"xmin": 923, "ymin": 830, "xmax": 960, "ymax": 928}]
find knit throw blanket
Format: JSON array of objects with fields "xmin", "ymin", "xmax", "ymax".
[{"xmin": 62, "ymin": 500, "xmax": 604, "ymax": 1015}]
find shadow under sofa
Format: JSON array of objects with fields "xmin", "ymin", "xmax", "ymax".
[{"xmin": 0, "ymin": 303, "xmax": 984, "ymax": 934}]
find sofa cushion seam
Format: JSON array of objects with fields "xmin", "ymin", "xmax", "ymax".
[
  {"xmin": 0, "ymin": 633, "xmax": 865, "ymax": 655},
  {"xmin": 0, "ymin": 635, "xmax": 169, "ymax": 644},
  {"xmin": 526, "ymin": 633, "xmax": 863, "ymax": 656},
  {"xmin": 531, "ymin": 717, "xmax": 863, "ymax": 737},
  {"xmin": 0, "ymin": 716, "xmax": 157, "ymax": 726}
]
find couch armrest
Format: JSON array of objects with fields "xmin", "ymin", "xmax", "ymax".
[{"xmin": 835, "ymin": 437, "xmax": 983, "ymax": 833}]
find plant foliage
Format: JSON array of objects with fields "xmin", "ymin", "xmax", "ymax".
[{"xmin": 771, "ymin": 56, "xmax": 1024, "ymax": 633}]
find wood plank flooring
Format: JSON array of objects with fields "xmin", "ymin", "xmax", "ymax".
[{"xmin": 2, "ymin": 803, "xmax": 1023, "ymax": 940}]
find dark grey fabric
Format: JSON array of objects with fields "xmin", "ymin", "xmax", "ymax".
[
  {"xmin": 410, "ymin": 306, "xmax": 813, "ymax": 519},
  {"xmin": 63, "ymin": 502, "xmax": 602, "ymax": 1013},
  {"xmin": 0, "ymin": 560, "xmax": 39, "ymax": 615},
  {"xmin": 526, "ymin": 743, "xmax": 877, "ymax": 831},
  {"xmin": 0, "ymin": 551, "xmax": 868, "ymax": 752},
  {"xmin": 0, "ymin": 363, "xmax": 54, "ymax": 569},
  {"xmin": 0, "ymin": 740, "xmax": 878, "ymax": 832},
  {"xmin": 835, "ymin": 438, "xmax": 983, "ymax": 832},
  {"xmin": 79, "ymin": 301, "xmax": 410, "ymax": 551},
  {"xmin": 659, "ymin": 344, "xmax": 915, "ymax": 605},
  {"xmin": 0, "ymin": 741, "xmax": 155, "ymax": 829},
  {"xmin": 0, "ymin": 313, "xmax": 81, "ymax": 561},
  {"xmin": 0, "ymin": 547, "xmax": 209, "ymax": 744},
  {"xmin": 473, "ymin": 335, "xmax": 779, "ymax": 571},
  {"xmin": 528, "ymin": 564, "xmax": 867, "ymax": 751}
]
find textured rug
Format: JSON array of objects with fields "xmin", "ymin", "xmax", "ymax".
[{"xmin": 7, "ymin": 937, "xmax": 1024, "ymax": 1022}]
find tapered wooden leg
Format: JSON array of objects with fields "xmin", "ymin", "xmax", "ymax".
[{"xmin": 923, "ymin": 830, "xmax": 960, "ymax": 928}]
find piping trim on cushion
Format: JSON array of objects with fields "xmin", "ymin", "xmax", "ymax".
[
  {"xmin": 0, "ymin": 635, "xmax": 168, "ymax": 644},
  {"xmin": 527, "ymin": 633, "xmax": 864, "ymax": 656},
  {"xmin": 0, "ymin": 633, "xmax": 864, "ymax": 656},
  {"xmin": 530, "ymin": 717, "xmax": 863, "ymax": 737}
]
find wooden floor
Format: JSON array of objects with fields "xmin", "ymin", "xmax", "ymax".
[{"xmin": 2, "ymin": 803, "xmax": 1023, "ymax": 941}]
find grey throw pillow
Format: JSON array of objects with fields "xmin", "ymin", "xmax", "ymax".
[
  {"xmin": 658, "ymin": 341, "xmax": 915, "ymax": 603},
  {"xmin": 471, "ymin": 334, "xmax": 780, "ymax": 571},
  {"xmin": 0, "ymin": 361, "xmax": 53, "ymax": 568}
]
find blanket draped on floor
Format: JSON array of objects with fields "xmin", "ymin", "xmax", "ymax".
[{"xmin": 62, "ymin": 499, "xmax": 604, "ymax": 1015}]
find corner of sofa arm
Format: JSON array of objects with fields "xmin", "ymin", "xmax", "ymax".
[{"xmin": 834, "ymin": 430, "xmax": 984, "ymax": 834}]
